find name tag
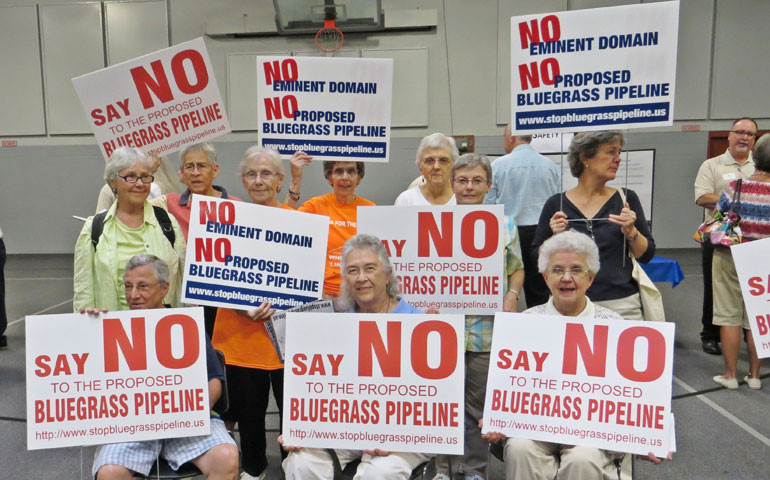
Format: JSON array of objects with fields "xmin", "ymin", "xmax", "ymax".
[{"xmin": 722, "ymin": 172, "xmax": 737, "ymax": 181}]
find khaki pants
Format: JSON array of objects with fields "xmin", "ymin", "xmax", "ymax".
[
  {"xmin": 283, "ymin": 447, "xmax": 431, "ymax": 480},
  {"xmin": 503, "ymin": 438, "xmax": 629, "ymax": 480}
]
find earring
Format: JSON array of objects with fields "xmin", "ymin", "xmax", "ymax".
[{"xmin": 111, "ymin": 187, "xmax": 117, "ymax": 194}]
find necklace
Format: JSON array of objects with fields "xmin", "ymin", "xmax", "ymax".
[{"xmin": 751, "ymin": 171, "xmax": 770, "ymax": 177}]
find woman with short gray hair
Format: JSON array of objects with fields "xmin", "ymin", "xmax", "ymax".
[
  {"xmin": 532, "ymin": 130, "xmax": 655, "ymax": 320},
  {"xmin": 74, "ymin": 147, "xmax": 185, "ymax": 312},
  {"xmin": 395, "ymin": 133, "xmax": 458, "ymax": 206}
]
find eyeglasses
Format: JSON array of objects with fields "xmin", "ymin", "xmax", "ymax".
[
  {"xmin": 182, "ymin": 162, "xmax": 213, "ymax": 172},
  {"xmin": 422, "ymin": 157, "xmax": 451, "ymax": 167},
  {"xmin": 547, "ymin": 266, "xmax": 589, "ymax": 277},
  {"xmin": 124, "ymin": 282, "xmax": 159, "ymax": 292},
  {"xmin": 730, "ymin": 130, "xmax": 757, "ymax": 138},
  {"xmin": 454, "ymin": 177, "xmax": 487, "ymax": 187},
  {"xmin": 332, "ymin": 167, "xmax": 358, "ymax": 177},
  {"xmin": 244, "ymin": 170, "xmax": 278, "ymax": 181},
  {"xmin": 118, "ymin": 174, "xmax": 154, "ymax": 184}
]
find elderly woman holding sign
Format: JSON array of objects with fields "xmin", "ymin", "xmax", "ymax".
[
  {"xmin": 211, "ymin": 146, "xmax": 311, "ymax": 480},
  {"xmin": 394, "ymin": 133, "xmax": 458, "ymax": 206},
  {"xmin": 483, "ymin": 230, "xmax": 669, "ymax": 480},
  {"xmin": 280, "ymin": 234, "xmax": 431, "ymax": 479},
  {"xmin": 74, "ymin": 147, "xmax": 185, "ymax": 312},
  {"xmin": 298, "ymin": 161, "xmax": 375, "ymax": 303},
  {"xmin": 533, "ymin": 131, "xmax": 655, "ymax": 320}
]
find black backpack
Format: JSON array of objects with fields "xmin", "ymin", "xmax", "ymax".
[{"xmin": 91, "ymin": 206, "xmax": 175, "ymax": 248}]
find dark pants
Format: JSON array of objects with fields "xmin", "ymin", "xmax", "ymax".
[
  {"xmin": 203, "ymin": 305, "xmax": 218, "ymax": 339},
  {"xmin": 223, "ymin": 365, "xmax": 284, "ymax": 476},
  {"xmin": 701, "ymin": 244, "xmax": 719, "ymax": 341},
  {"xmin": 0, "ymin": 237, "xmax": 6, "ymax": 339},
  {"xmin": 519, "ymin": 225, "xmax": 549, "ymax": 308}
]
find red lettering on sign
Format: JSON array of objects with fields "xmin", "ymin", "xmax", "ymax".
[
  {"xmin": 410, "ymin": 321, "xmax": 457, "ymax": 380},
  {"xmin": 417, "ymin": 212, "xmax": 453, "ymax": 257},
  {"xmin": 358, "ymin": 321, "xmax": 401, "ymax": 377},
  {"xmin": 155, "ymin": 314, "xmax": 199, "ymax": 369},
  {"xmin": 517, "ymin": 15, "xmax": 561, "ymax": 49},
  {"xmin": 103, "ymin": 317, "xmax": 148, "ymax": 372},
  {"xmin": 562, "ymin": 323, "xmax": 608, "ymax": 377}
]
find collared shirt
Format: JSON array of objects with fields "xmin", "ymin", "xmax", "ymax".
[
  {"xmin": 464, "ymin": 215, "xmax": 524, "ymax": 352},
  {"xmin": 152, "ymin": 185, "xmax": 240, "ymax": 240},
  {"xmin": 73, "ymin": 201, "xmax": 186, "ymax": 312},
  {"xmin": 484, "ymin": 144, "xmax": 561, "ymax": 226},
  {"xmin": 694, "ymin": 149, "xmax": 754, "ymax": 220},
  {"xmin": 524, "ymin": 297, "xmax": 622, "ymax": 320}
]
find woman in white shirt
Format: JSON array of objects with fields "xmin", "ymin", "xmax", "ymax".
[{"xmin": 394, "ymin": 133, "xmax": 458, "ymax": 206}]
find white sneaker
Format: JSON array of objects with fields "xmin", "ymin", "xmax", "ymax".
[
  {"xmin": 240, "ymin": 471, "xmax": 266, "ymax": 480},
  {"xmin": 713, "ymin": 375, "xmax": 739, "ymax": 389},
  {"xmin": 432, "ymin": 475, "xmax": 452, "ymax": 480},
  {"xmin": 744, "ymin": 375, "xmax": 762, "ymax": 390}
]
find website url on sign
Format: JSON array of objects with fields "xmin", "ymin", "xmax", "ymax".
[
  {"xmin": 516, "ymin": 103, "xmax": 669, "ymax": 130},
  {"xmin": 485, "ymin": 417, "xmax": 660, "ymax": 446},
  {"xmin": 288, "ymin": 427, "xmax": 457, "ymax": 447}
]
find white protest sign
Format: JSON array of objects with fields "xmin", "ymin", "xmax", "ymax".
[
  {"xmin": 358, "ymin": 205, "xmax": 505, "ymax": 314},
  {"xmin": 182, "ymin": 196, "xmax": 328, "ymax": 310},
  {"xmin": 73, "ymin": 37, "xmax": 230, "ymax": 160},
  {"xmin": 26, "ymin": 308, "xmax": 209, "ymax": 450},
  {"xmin": 482, "ymin": 313, "xmax": 675, "ymax": 458},
  {"xmin": 731, "ymin": 238, "xmax": 770, "ymax": 358},
  {"xmin": 257, "ymin": 56, "xmax": 392, "ymax": 162},
  {"xmin": 531, "ymin": 132, "xmax": 573, "ymax": 154},
  {"xmin": 283, "ymin": 312, "xmax": 465, "ymax": 454},
  {"xmin": 510, "ymin": 2, "xmax": 679, "ymax": 134},
  {"xmin": 265, "ymin": 299, "xmax": 335, "ymax": 362}
]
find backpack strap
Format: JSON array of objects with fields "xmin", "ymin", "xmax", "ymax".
[
  {"xmin": 90, "ymin": 210, "xmax": 108, "ymax": 248},
  {"xmin": 152, "ymin": 206, "xmax": 176, "ymax": 247},
  {"xmin": 90, "ymin": 207, "xmax": 175, "ymax": 248}
]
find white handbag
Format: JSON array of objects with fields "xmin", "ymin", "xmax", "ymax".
[{"xmin": 618, "ymin": 188, "xmax": 665, "ymax": 322}]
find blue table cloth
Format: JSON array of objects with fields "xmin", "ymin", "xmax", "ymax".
[{"xmin": 640, "ymin": 255, "xmax": 685, "ymax": 287}]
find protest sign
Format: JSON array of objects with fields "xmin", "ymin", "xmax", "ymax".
[
  {"xmin": 510, "ymin": 1, "xmax": 679, "ymax": 133},
  {"xmin": 73, "ymin": 37, "xmax": 230, "ymax": 160},
  {"xmin": 357, "ymin": 205, "xmax": 505, "ymax": 314},
  {"xmin": 257, "ymin": 56, "xmax": 392, "ymax": 162},
  {"xmin": 482, "ymin": 313, "xmax": 675, "ymax": 458},
  {"xmin": 182, "ymin": 195, "xmax": 328, "ymax": 310},
  {"xmin": 282, "ymin": 312, "xmax": 465, "ymax": 454},
  {"xmin": 265, "ymin": 299, "xmax": 334, "ymax": 362},
  {"xmin": 731, "ymin": 238, "xmax": 770, "ymax": 358},
  {"xmin": 26, "ymin": 308, "xmax": 209, "ymax": 450}
]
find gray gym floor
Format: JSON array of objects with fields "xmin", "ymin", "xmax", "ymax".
[{"xmin": 1, "ymin": 250, "xmax": 768, "ymax": 479}]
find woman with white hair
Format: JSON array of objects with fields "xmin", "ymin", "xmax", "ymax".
[
  {"xmin": 281, "ymin": 234, "xmax": 430, "ymax": 479},
  {"xmin": 484, "ymin": 230, "xmax": 668, "ymax": 479},
  {"xmin": 74, "ymin": 147, "xmax": 185, "ymax": 312},
  {"xmin": 212, "ymin": 145, "xmax": 310, "ymax": 480},
  {"xmin": 394, "ymin": 133, "xmax": 458, "ymax": 206}
]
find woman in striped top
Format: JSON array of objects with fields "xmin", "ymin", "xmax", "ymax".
[{"xmin": 712, "ymin": 134, "xmax": 770, "ymax": 390}]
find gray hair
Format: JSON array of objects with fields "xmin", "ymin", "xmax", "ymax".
[
  {"xmin": 124, "ymin": 254, "xmax": 170, "ymax": 285},
  {"xmin": 452, "ymin": 153, "xmax": 492, "ymax": 182},
  {"xmin": 104, "ymin": 147, "xmax": 150, "ymax": 182},
  {"xmin": 337, "ymin": 234, "xmax": 399, "ymax": 310},
  {"xmin": 567, "ymin": 131, "xmax": 624, "ymax": 178},
  {"xmin": 538, "ymin": 231, "xmax": 600, "ymax": 274},
  {"xmin": 416, "ymin": 133, "xmax": 459, "ymax": 167},
  {"xmin": 239, "ymin": 146, "xmax": 284, "ymax": 177},
  {"xmin": 179, "ymin": 142, "xmax": 217, "ymax": 169},
  {"xmin": 754, "ymin": 133, "xmax": 770, "ymax": 172}
]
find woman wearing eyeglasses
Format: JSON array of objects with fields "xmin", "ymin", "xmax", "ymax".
[
  {"xmin": 298, "ymin": 161, "xmax": 375, "ymax": 304},
  {"xmin": 394, "ymin": 133, "xmax": 458, "ymax": 206},
  {"xmin": 73, "ymin": 147, "xmax": 186, "ymax": 312},
  {"xmin": 532, "ymin": 130, "xmax": 655, "ymax": 320},
  {"xmin": 212, "ymin": 146, "xmax": 311, "ymax": 480}
]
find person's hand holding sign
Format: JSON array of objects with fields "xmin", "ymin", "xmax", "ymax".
[
  {"xmin": 237, "ymin": 302, "xmax": 276, "ymax": 322},
  {"xmin": 549, "ymin": 211, "xmax": 569, "ymax": 235}
]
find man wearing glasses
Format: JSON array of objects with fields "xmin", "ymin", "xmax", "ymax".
[{"xmin": 694, "ymin": 118, "xmax": 758, "ymax": 355}]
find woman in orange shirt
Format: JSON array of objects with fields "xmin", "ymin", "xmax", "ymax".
[
  {"xmin": 212, "ymin": 146, "xmax": 310, "ymax": 480},
  {"xmin": 298, "ymin": 161, "xmax": 375, "ymax": 304}
]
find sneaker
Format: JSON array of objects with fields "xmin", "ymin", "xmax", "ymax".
[
  {"xmin": 239, "ymin": 471, "xmax": 265, "ymax": 480},
  {"xmin": 713, "ymin": 375, "xmax": 739, "ymax": 389},
  {"xmin": 432, "ymin": 475, "xmax": 451, "ymax": 480},
  {"xmin": 744, "ymin": 375, "xmax": 762, "ymax": 390}
]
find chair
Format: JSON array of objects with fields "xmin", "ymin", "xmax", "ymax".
[
  {"xmin": 134, "ymin": 350, "xmax": 229, "ymax": 479},
  {"xmin": 327, "ymin": 449, "xmax": 434, "ymax": 480}
]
